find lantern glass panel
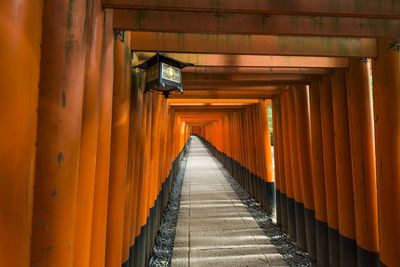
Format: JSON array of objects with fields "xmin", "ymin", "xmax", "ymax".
[{"xmin": 161, "ymin": 63, "xmax": 181, "ymax": 84}]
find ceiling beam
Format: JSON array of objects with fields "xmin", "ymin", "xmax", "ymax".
[
  {"xmin": 130, "ymin": 32, "xmax": 377, "ymax": 57},
  {"xmin": 168, "ymin": 99, "xmax": 260, "ymax": 104},
  {"xmin": 115, "ymin": 10, "xmax": 400, "ymax": 38},
  {"xmin": 104, "ymin": 0, "xmax": 400, "ymax": 19},
  {"xmin": 172, "ymin": 106, "xmax": 251, "ymax": 111},
  {"xmin": 169, "ymin": 92, "xmax": 281, "ymax": 99},
  {"xmin": 180, "ymin": 89, "xmax": 284, "ymax": 93},
  {"xmin": 183, "ymin": 80, "xmax": 310, "ymax": 88},
  {"xmin": 170, "ymin": 103, "xmax": 255, "ymax": 106},
  {"xmin": 182, "ymin": 72, "xmax": 320, "ymax": 81},
  {"xmin": 137, "ymin": 53, "xmax": 349, "ymax": 68},
  {"xmin": 176, "ymin": 110, "xmax": 244, "ymax": 115},
  {"xmin": 182, "ymin": 67, "xmax": 332, "ymax": 74}
]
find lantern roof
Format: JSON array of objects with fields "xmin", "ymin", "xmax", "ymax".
[{"xmin": 135, "ymin": 52, "xmax": 193, "ymax": 70}]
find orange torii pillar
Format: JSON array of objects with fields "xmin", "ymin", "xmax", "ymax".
[
  {"xmin": 90, "ymin": 9, "xmax": 114, "ymax": 267},
  {"xmin": 289, "ymin": 88, "xmax": 307, "ymax": 250},
  {"xmin": 294, "ymin": 85, "xmax": 317, "ymax": 260},
  {"xmin": 31, "ymin": 0, "xmax": 88, "ymax": 265},
  {"xmin": 281, "ymin": 92, "xmax": 297, "ymax": 241},
  {"xmin": 139, "ymin": 93, "xmax": 153, "ymax": 265},
  {"xmin": 128, "ymin": 70, "xmax": 146, "ymax": 266},
  {"xmin": 331, "ymin": 69, "xmax": 357, "ymax": 266},
  {"xmin": 146, "ymin": 94, "xmax": 163, "ymax": 263},
  {"xmin": 250, "ymin": 106, "xmax": 259, "ymax": 200},
  {"xmin": 122, "ymin": 65, "xmax": 145, "ymax": 267},
  {"xmin": 272, "ymin": 98, "xmax": 281, "ymax": 225},
  {"xmin": 73, "ymin": 0, "xmax": 104, "ymax": 265},
  {"xmin": 133, "ymin": 93, "xmax": 150, "ymax": 267},
  {"xmin": 253, "ymin": 105, "xmax": 265, "ymax": 204},
  {"xmin": 247, "ymin": 106, "xmax": 257, "ymax": 198},
  {"xmin": 237, "ymin": 112, "xmax": 245, "ymax": 187},
  {"xmin": 309, "ymin": 82, "xmax": 329, "ymax": 265},
  {"xmin": 273, "ymin": 96, "xmax": 288, "ymax": 232},
  {"xmin": 0, "ymin": 0, "xmax": 42, "ymax": 265},
  {"xmin": 145, "ymin": 94, "xmax": 158, "ymax": 265},
  {"xmin": 244, "ymin": 107, "xmax": 253, "ymax": 195},
  {"xmin": 259, "ymin": 100, "xmax": 275, "ymax": 215},
  {"xmin": 320, "ymin": 75, "xmax": 340, "ymax": 267},
  {"xmin": 372, "ymin": 38, "xmax": 400, "ymax": 267},
  {"xmin": 252, "ymin": 105, "xmax": 262, "ymax": 202},
  {"xmin": 105, "ymin": 31, "xmax": 131, "ymax": 267},
  {"xmin": 346, "ymin": 58, "xmax": 379, "ymax": 266}
]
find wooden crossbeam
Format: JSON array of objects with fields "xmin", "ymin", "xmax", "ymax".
[
  {"xmin": 170, "ymin": 103, "xmax": 256, "ymax": 106},
  {"xmin": 172, "ymin": 106, "xmax": 251, "ymax": 111},
  {"xmin": 115, "ymin": 10, "xmax": 400, "ymax": 38},
  {"xmin": 168, "ymin": 99, "xmax": 260, "ymax": 104},
  {"xmin": 182, "ymin": 67, "xmax": 331, "ymax": 74},
  {"xmin": 182, "ymin": 73, "xmax": 320, "ymax": 81},
  {"xmin": 183, "ymin": 80, "xmax": 310, "ymax": 88},
  {"xmin": 104, "ymin": 0, "xmax": 400, "ymax": 19},
  {"xmin": 130, "ymin": 32, "xmax": 377, "ymax": 57},
  {"xmin": 169, "ymin": 91, "xmax": 281, "ymax": 99},
  {"xmin": 137, "ymin": 52, "xmax": 349, "ymax": 68}
]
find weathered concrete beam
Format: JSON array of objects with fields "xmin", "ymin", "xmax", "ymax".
[
  {"xmin": 115, "ymin": 10, "xmax": 400, "ymax": 38},
  {"xmin": 130, "ymin": 32, "xmax": 377, "ymax": 57},
  {"xmin": 104, "ymin": 0, "xmax": 400, "ymax": 19}
]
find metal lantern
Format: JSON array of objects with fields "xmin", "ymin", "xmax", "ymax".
[{"xmin": 135, "ymin": 52, "xmax": 193, "ymax": 98}]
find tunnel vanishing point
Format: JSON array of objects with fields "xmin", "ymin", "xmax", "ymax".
[{"xmin": 1, "ymin": 0, "xmax": 400, "ymax": 266}]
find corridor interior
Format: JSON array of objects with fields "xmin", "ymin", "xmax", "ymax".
[
  {"xmin": 2, "ymin": 1, "xmax": 400, "ymax": 267},
  {"xmin": 171, "ymin": 136, "xmax": 287, "ymax": 266}
]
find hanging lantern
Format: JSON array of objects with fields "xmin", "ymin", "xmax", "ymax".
[{"xmin": 134, "ymin": 52, "xmax": 193, "ymax": 98}]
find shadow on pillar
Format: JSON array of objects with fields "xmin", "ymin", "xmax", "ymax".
[{"xmin": 126, "ymin": 140, "xmax": 191, "ymax": 267}]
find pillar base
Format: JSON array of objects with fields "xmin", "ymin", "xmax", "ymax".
[
  {"xmin": 295, "ymin": 201, "xmax": 307, "ymax": 251},
  {"xmin": 315, "ymin": 219, "xmax": 329, "ymax": 266},
  {"xmin": 339, "ymin": 233, "xmax": 357, "ymax": 267}
]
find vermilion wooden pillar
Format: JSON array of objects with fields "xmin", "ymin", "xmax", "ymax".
[
  {"xmin": 372, "ymin": 38, "xmax": 400, "ymax": 267},
  {"xmin": 73, "ymin": 0, "xmax": 104, "ymax": 265},
  {"xmin": 273, "ymin": 96, "xmax": 288, "ymax": 232},
  {"xmin": 146, "ymin": 94, "xmax": 163, "ymax": 262},
  {"xmin": 139, "ymin": 94, "xmax": 153, "ymax": 265},
  {"xmin": 133, "ymin": 94, "xmax": 150, "ymax": 267},
  {"xmin": 331, "ymin": 69, "xmax": 357, "ymax": 267},
  {"xmin": 31, "ymin": 0, "xmax": 88, "ymax": 265},
  {"xmin": 127, "ymin": 68, "xmax": 145, "ymax": 265},
  {"xmin": 309, "ymin": 82, "xmax": 329, "ymax": 265},
  {"xmin": 0, "ymin": 0, "xmax": 42, "ymax": 265},
  {"xmin": 289, "ymin": 88, "xmax": 307, "ymax": 250},
  {"xmin": 272, "ymin": 98, "xmax": 281, "ymax": 225},
  {"xmin": 89, "ymin": 9, "xmax": 114, "ymax": 267},
  {"xmin": 281, "ymin": 92, "xmax": 296, "ymax": 241},
  {"xmin": 346, "ymin": 58, "xmax": 379, "ymax": 266},
  {"xmin": 293, "ymin": 85, "xmax": 317, "ymax": 260},
  {"xmin": 121, "ymin": 65, "xmax": 144, "ymax": 267},
  {"xmin": 260, "ymin": 100, "xmax": 275, "ymax": 214},
  {"xmin": 105, "ymin": 31, "xmax": 131, "ymax": 267},
  {"xmin": 319, "ymin": 75, "xmax": 340, "ymax": 267}
]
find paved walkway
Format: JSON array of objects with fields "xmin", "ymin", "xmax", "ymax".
[{"xmin": 171, "ymin": 137, "xmax": 288, "ymax": 267}]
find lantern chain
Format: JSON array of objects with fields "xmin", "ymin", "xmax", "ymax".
[
  {"xmin": 389, "ymin": 39, "xmax": 400, "ymax": 52},
  {"xmin": 115, "ymin": 30, "xmax": 125, "ymax": 43}
]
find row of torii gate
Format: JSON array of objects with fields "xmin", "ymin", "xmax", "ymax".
[{"xmin": 1, "ymin": 0, "xmax": 400, "ymax": 267}]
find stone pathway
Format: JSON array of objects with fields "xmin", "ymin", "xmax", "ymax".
[{"xmin": 171, "ymin": 137, "xmax": 288, "ymax": 267}]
